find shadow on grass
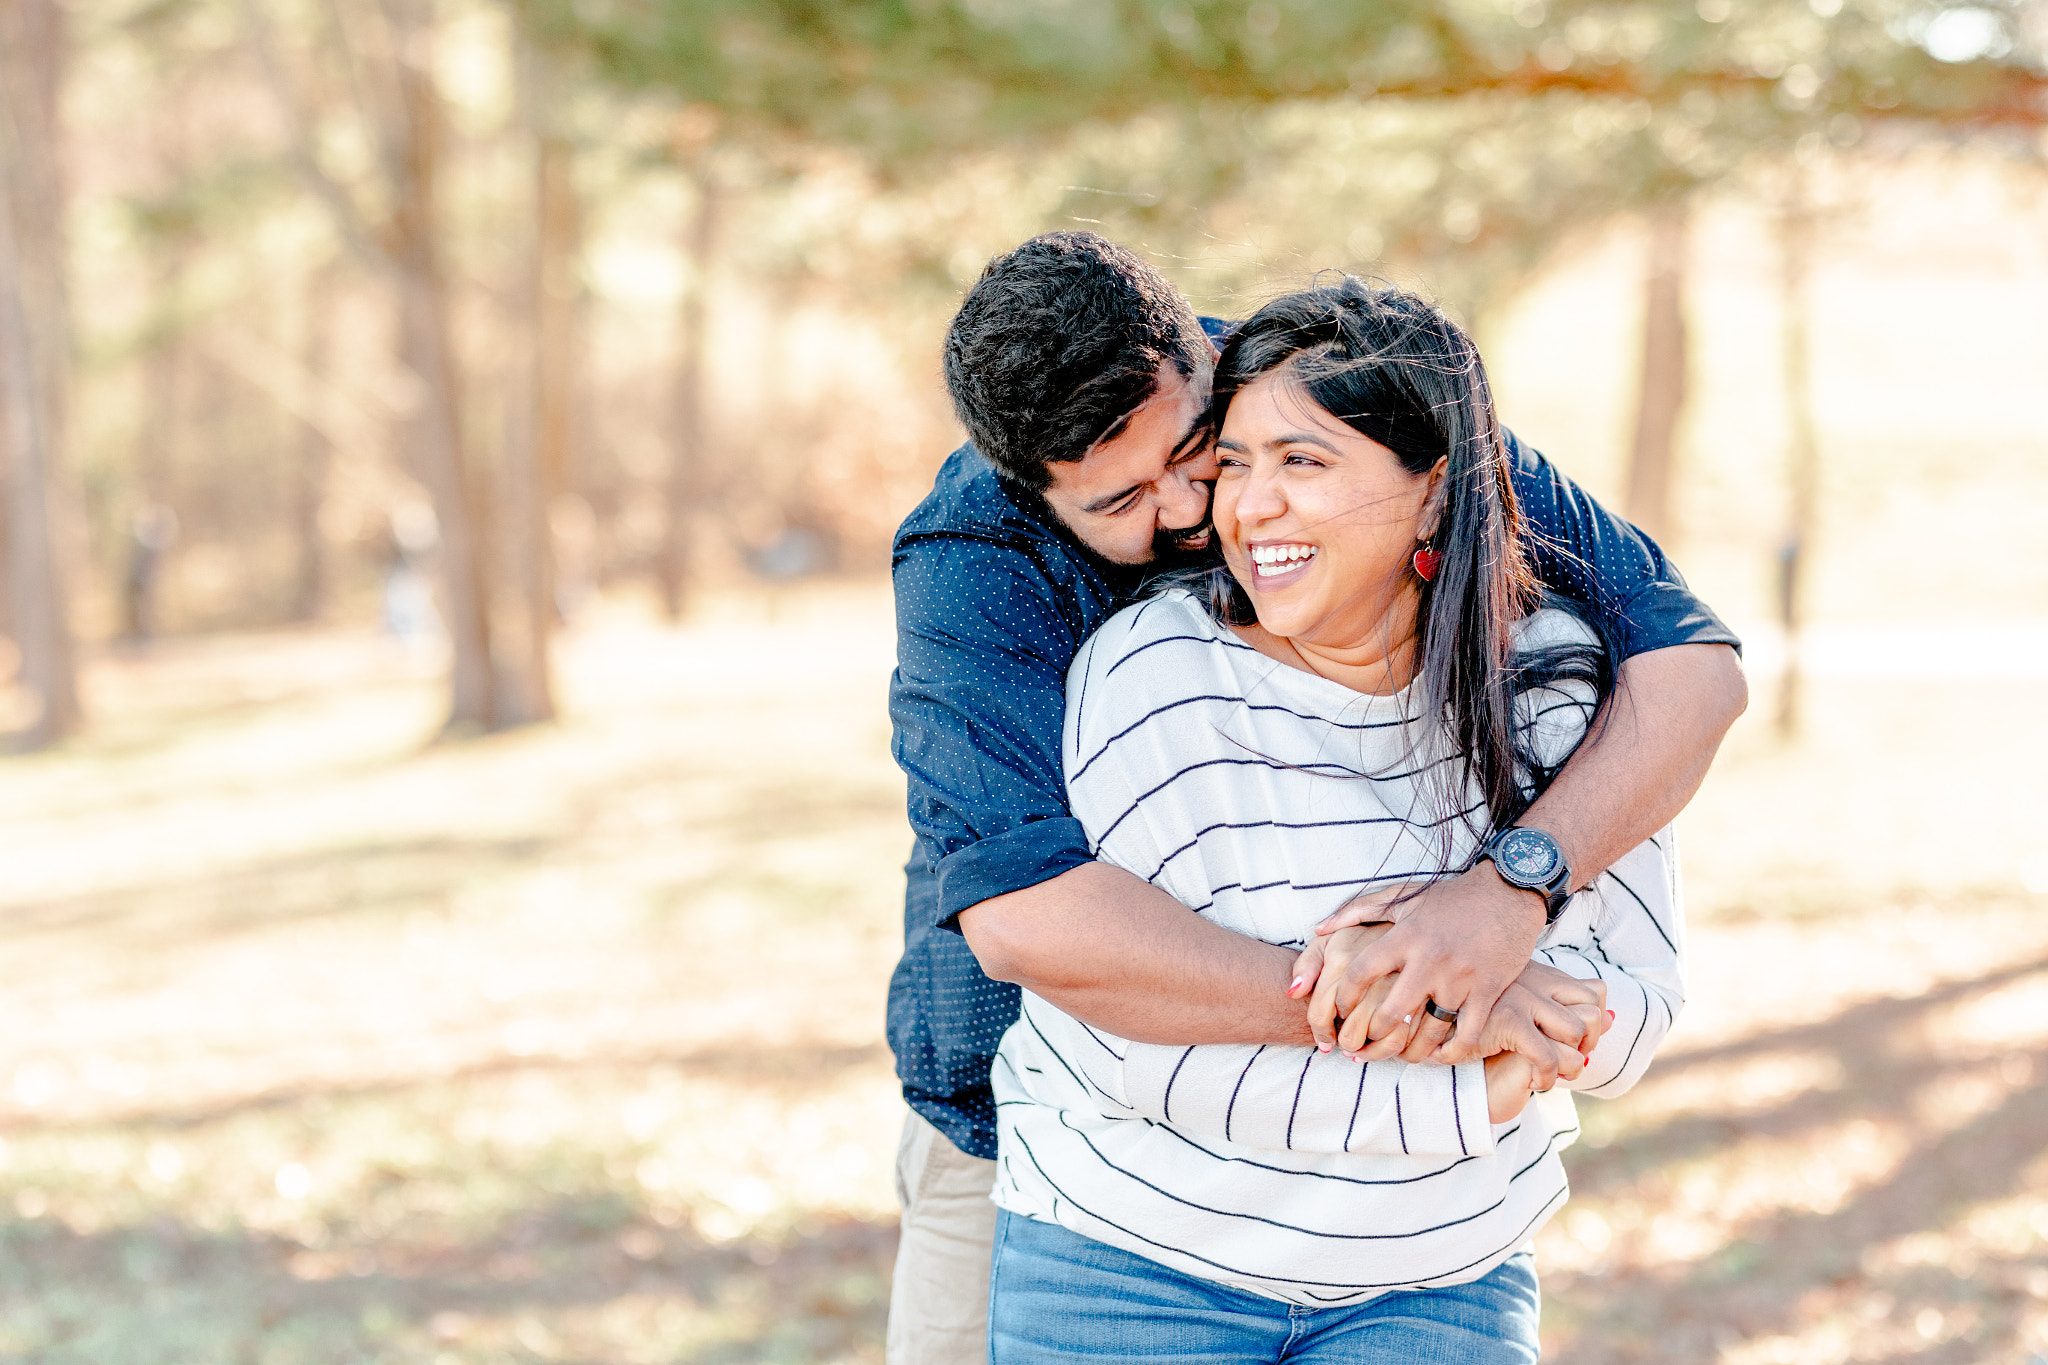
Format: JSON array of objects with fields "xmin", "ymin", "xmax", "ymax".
[
  {"xmin": 1570, "ymin": 949, "xmax": 2048, "ymax": 1198},
  {"xmin": 2, "ymin": 1025, "xmax": 900, "ymax": 1362},
  {"xmin": 5, "ymin": 762, "xmax": 897, "ymax": 955},
  {"xmin": 1551, "ymin": 951, "xmax": 2048, "ymax": 1364},
  {"xmin": 0, "ymin": 1191, "xmax": 895, "ymax": 1364},
  {"xmin": 16, "ymin": 1041, "xmax": 892, "ymax": 1137},
  {"xmin": 0, "ymin": 834, "xmax": 557, "ymax": 946}
]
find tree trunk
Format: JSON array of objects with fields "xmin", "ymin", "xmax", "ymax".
[
  {"xmin": 1775, "ymin": 169, "xmax": 1819, "ymax": 740},
  {"xmin": 290, "ymin": 262, "xmax": 335, "ymax": 623},
  {"xmin": 660, "ymin": 165, "xmax": 718, "ymax": 621},
  {"xmin": 1623, "ymin": 201, "xmax": 1689, "ymax": 545},
  {"xmin": 496, "ymin": 31, "xmax": 579, "ymax": 726},
  {"xmin": 385, "ymin": 0, "xmax": 496, "ymax": 731},
  {"xmin": 0, "ymin": 0, "xmax": 80, "ymax": 747}
]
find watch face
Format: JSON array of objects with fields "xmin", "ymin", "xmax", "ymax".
[{"xmin": 1495, "ymin": 828, "xmax": 1560, "ymax": 885}]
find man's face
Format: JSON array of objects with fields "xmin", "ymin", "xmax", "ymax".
[{"xmin": 1039, "ymin": 362, "xmax": 1218, "ymax": 566}]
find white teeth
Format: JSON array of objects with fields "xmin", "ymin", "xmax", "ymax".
[{"xmin": 1251, "ymin": 545, "xmax": 1315, "ymax": 576}]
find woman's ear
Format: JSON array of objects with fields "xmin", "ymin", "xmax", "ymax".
[{"xmin": 1416, "ymin": 458, "xmax": 1449, "ymax": 542}]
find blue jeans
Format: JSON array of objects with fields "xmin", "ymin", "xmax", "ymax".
[{"xmin": 987, "ymin": 1211, "xmax": 1541, "ymax": 1364}]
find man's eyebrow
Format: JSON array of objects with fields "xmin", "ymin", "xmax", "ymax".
[
  {"xmin": 1079, "ymin": 484, "xmax": 1144, "ymax": 514},
  {"xmin": 1167, "ymin": 419, "xmax": 1210, "ymax": 466},
  {"xmin": 1093, "ymin": 411, "xmax": 1136, "ymax": 449}
]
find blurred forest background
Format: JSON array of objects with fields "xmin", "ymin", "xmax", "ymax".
[
  {"xmin": 2, "ymin": 0, "xmax": 2048, "ymax": 1362},
  {"xmin": 2, "ymin": 0, "xmax": 2043, "ymax": 741}
]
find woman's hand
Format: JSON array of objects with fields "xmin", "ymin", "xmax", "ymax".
[
  {"xmin": 1289, "ymin": 885, "xmax": 1406, "ymax": 1053},
  {"xmin": 1301, "ymin": 884, "xmax": 1410, "ymax": 953},
  {"xmin": 1484, "ymin": 1053, "xmax": 1533, "ymax": 1122},
  {"xmin": 1484, "ymin": 1053, "xmax": 1535, "ymax": 1123},
  {"xmin": 1287, "ymin": 892, "xmax": 1400, "ymax": 999},
  {"xmin": 1483, "ymin": 1031, "xmax": 1587, "ymax": 1123},
  {"xmin": 1508, "ymin": 962, "xmax": 1609, "ymax": 1049},
  {"xmin": 1472, "ymin": 963, "xmax": 1610, "ymax": 1089},
  {"xmin": 1292, "ymin": 920, "xmax": 1395, "ymax": 1053}
]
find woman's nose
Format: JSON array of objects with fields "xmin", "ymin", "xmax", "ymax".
[{"xmin": 1234, "ymin": 464, "xmax": 1286, "ymax": 524}]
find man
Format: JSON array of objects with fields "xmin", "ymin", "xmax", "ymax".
[{"xmin": 886, "ymin": 231, "xmax": 1745, "ymax": 1363}]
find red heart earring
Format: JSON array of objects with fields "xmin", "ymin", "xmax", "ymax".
[{"xmin": 1412, "ymin": 543, "xmax": 1441, "ymax": 582}]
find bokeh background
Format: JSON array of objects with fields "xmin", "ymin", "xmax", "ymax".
[{"xmin": 2, "ymin": 0, "xmax": 2047, "ymax": 1361}]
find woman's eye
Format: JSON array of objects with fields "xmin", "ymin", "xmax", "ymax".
[{"xmin": 1283, "ymin": 452, "xmax": 1323, "ymax": 467}]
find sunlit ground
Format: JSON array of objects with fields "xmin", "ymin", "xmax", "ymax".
[{"xmin": 3, "ymin": 581, "xmax": 2046, "ymax": 1364}]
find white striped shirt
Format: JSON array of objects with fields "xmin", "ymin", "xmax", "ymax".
[{"xmin": 990, "ymin": 588, "xmax": 1686, "ymax": 1305}]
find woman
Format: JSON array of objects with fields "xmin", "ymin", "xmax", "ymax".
[{"xmin": 986, "ymin": 279, "xmax": 1686, "ymax": 1362}]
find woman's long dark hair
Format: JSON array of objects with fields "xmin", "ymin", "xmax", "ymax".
[{"xmin": 1187, "ymin": 276, "xmax": 1617, "ymax": 842}]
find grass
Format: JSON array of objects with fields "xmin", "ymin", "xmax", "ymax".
[{"xmin": 1, "ymin": 580, "xmax": 2045, "ymax": 1363}]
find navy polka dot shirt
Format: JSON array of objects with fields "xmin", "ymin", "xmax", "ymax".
[{"xmin": 888, "ymin": 407, "xmax": 1739, "ymax": 1161}]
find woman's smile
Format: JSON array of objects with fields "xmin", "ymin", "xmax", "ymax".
[
  {"xmin": 1248, "ymin": 539, "xmax": 1318, "ymax": 585},
  {"xmin": 1212, "ymin": 370, "xmax": 1438, "ymax": 686}
]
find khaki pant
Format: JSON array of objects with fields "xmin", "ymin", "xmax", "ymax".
[{"xmin": 886, "ymin": 1109, "xmax": 999, "ymax": 1365}]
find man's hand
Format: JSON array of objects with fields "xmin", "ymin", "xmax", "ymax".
[
  {"xmin": 1302, "ymin": 914, "xmax": 1610, "ymax": 1078},
  {"xmin": 1291, "ymin": 644, "xmax": 1743, "ymax": 1066},
  {"xmin": 1302, "ymin": 868, "xmax": 1546, "ymax": 1063}
]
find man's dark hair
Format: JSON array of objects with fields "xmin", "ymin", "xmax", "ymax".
[{"xmin": 942, "ymin": 231, "xmax": 1210, "ymax": 491}]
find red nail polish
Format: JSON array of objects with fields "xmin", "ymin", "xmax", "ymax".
[
  {"xmin": 1290, "ymin": 977, "xmax": 1307, "ymax": 995},
  {"xmin": 1605, "ymin": 1010, "xmax": 1615, "ymax": 1022}
]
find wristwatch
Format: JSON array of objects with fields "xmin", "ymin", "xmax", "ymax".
[{"xmin": 1478, "ymin": 826, "xmax": 1574, "ymax": 923}]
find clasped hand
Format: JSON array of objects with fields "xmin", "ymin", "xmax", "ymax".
[{"xmin": 1286, "ymin": 874, "xmax": 1610, "ymax": 1122}]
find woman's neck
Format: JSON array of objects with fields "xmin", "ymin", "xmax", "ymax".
[{"xmin": 1231, "ymin": 588, "xmax": 1424, "ymax": 696}]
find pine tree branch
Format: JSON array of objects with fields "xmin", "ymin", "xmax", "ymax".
[{"xmin": 237, "ymin": 0, "xmax": 394, "ymax": 271}]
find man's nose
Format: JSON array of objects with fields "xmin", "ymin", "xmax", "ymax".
[{"xmin": 1154, "ymin": 465, "xmax": 1213, "ymax": 529}]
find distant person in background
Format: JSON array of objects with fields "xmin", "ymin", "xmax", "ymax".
[
  {"xmin": 380, "ymin": 503, "xmax": 441, "ymax": 646},
  {"xmin": 550, "ymin": 494, "xmax": 598, "ymax": 624},
  {"xmin": 984, "ymin": 278, "xmax": 1686, "ymax": 1363},
  {"xmin": 121, "ymin": 504, "xmax": 179, "ymax": 644},
  {"xmin": 885, "ymin": 232, "xmax": 1743, "ymax": 1364}
]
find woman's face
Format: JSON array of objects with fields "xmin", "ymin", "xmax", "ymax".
[{"xmin": 1213, "ymin": 369, "xmax": 1439, "ymax": 650}]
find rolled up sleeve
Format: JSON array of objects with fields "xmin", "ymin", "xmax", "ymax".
[
  {"xmin": 891, "ymin": 534, "xmax": 1097, "ymax": 930},
  {"xmin": 1506, "ymin": 430, "xmax": 1742, "ymax": 659}
]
